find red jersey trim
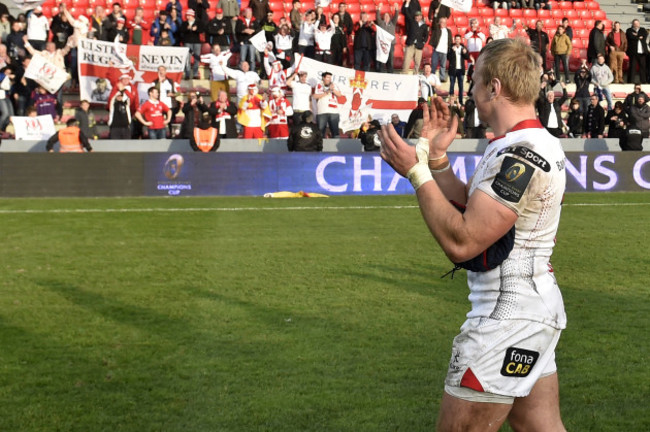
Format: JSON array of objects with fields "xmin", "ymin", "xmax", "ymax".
[
  {"xmin": 460, "ymin": 367, "xmax": 485, "ymax": 392},
  {"xmin": 489, "ymin": 119, "xmax": 544, "ymax": 143}
]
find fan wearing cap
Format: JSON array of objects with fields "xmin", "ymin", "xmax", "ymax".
[
  {"xmin": 237, "ymin": 83, "xmax": 271, "ymax": 138},
  {"xmin": 180, "ymin": 9, "xmax": 204, "ymax": 79},
  {"xmin": 108, "ymin": 16, "xmax": 130, "ymax": 43},
  {"xmin": 263, "ymin": 46, "xmax": 296, "ymax": 91},
  {"xmin": 236, "ymin": 8, "xmax": 259, "ymax": 70},
  {"xmin": 26, "ymin": 5, "xmax": 49, "ymax": 51},
  {"xmin": 267, "ymin": 86, "xmax": 293, "ymax": 139},
  {"xmin": 206, "ymin": 8, "xmax": 232, "ymax": 50},
  {"xmin": 314, "ymin": 13, "xmax": 336, "ymax": 64},
  {"xmin": 106, "ymin": 70, "xmax": 139, "ymax": 118},
  {"xmin": 216, "ymin": 0, "xmax": 241, "ymax": 36}
]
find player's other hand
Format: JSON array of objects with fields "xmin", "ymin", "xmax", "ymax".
[{"xmin": 421, "ymin": 96, "xmax": 458, "ymax": 159}]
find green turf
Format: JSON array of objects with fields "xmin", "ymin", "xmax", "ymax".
[{"xmin": 0, "ymin": 193, "xmax": 648, "ymax": 431}]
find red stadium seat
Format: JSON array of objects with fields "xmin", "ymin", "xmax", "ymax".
[
  {"xmin": 564, "ymin": 9, "xmax": 578, "ymax": 19},
  {"xmin": 269, "ymin": 1, "xmax": 283, "ymax": 12},
  {"xmin": 502, "ymin": 17, "xmax": 513, "ymax": 27},
  {"xmin": 484, "ymin": 17, "xmax": 494, "ymax": 27},
  {"xmin": 570, "ymin": 19, "xmax": 584, "ymax": 30},
  {"xmin": 548, "ymin": 28, "xmax": 556, "ymax": 39},
  {"xmin": 455, "ymin": 15, "xmax": 468, "ymax": 27},
  {"xmin": 558, "ymin": 0, "xmax": 572, "ymax": 9},
  {"xmin": 538, "ymin": 9, "xmax": 551, "ymax": 18},
  {"xmin": 571, "ymin": 38, "xmax": 583, "ymax": 48},
  {"xmin": 523, "ymin": 9, "xmax": 536, "ymax": 18},
  {"xmin": 575, "ymin": 27, "xmax": 589, "ymax": 38},
  {"xmin": 478, "ymin": 8, "xmax": 493, "ymax": 17},
  {"xmin": 543, "ymin": 18, "xmax": 554, "ymax": 29},
  {"xmin": 347, "ymin": 3, "xmax": 360, "ymax": 13},
  {"xmin": 573, "ymin": 1, "xmax": 585, "ymax": 8},
  {"xmin": 593, "ymin": 10, "xmax": 606, "ymax": 20},
  {"xmin": 585, "ymin": 1, "xmax": 599, "ymax": 10},
  {"xmin": 495, "ymin": 8, "xmax": 508, "ymax": 17},
  {"xmin": 583, "ymin": 19, "xmax": 595, "ymax": 30},
  {"xmin": 509, "ymin": 9, "xmax": 522, "ymax": 18},
  {"xmin": 578, "ymin": 10, "xmax": 591, "ymax": 19}
]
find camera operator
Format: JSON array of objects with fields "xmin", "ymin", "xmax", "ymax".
[{"xmin": 180, "ymin": 91, "xmax": 209, "ymax": 138}]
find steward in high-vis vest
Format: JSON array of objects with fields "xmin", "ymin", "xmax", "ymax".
[
  {"xmin": 189, "ymin": 112, "xmax": 220, "ymax": 152},
  {"xmin": 46, "ymin": 118, "xmax": 93, "ymax": 153}
]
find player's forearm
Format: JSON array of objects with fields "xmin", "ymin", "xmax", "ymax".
[{"xmin": 432, "ymin": 168, "xmax": 467, "ymax": 204}]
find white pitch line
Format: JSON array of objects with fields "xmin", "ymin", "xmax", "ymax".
[{"xmin": 0, "ymin": 202, "xmax": 648, "ymax": 215}]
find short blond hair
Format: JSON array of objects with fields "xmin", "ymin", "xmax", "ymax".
[{"xmin": 477, "ymin": 38, "xmax": 540, "ymax": 106}]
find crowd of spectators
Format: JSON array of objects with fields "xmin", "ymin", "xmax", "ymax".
[{"xmin": 0, "ymin": 0, "xmax": 648, "ymax": 149}]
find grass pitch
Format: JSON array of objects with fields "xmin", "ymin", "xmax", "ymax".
[{"xmin": 0, "ymin": 193, "xmax": 648, "ymax": 431}]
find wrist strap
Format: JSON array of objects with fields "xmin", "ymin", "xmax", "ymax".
[{"xmin": 407, "ymin": 163, "xmax": 433, "ymax": 190}]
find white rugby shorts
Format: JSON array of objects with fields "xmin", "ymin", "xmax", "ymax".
[{"xmin": 444, "ymin": 317, "xmax": 562, "ymax": 402}]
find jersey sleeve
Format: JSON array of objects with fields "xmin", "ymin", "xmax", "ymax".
[{"xmin": 475, "ymin": 142, "xmax": 554, "ymax": 216}]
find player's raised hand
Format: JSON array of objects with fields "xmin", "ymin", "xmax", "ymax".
[{"xmin": 421, "ymin": 97, "xmax": 458, "ymax": 159}]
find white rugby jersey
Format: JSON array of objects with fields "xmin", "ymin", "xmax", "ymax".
[{"xmin": 465, "ymin": 119, "xmax": 567, "ymax": 329}]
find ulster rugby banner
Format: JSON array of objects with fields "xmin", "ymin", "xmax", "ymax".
[
  {"xmin": 12, "ymin": 115, "xmax": 56, "ymax": 140},
  {"xmin": 24, "ymin": 54, "xmax": 69, "ymax": 94},
  {"xmin": 77, "ymin": 38, "xmax": 188, "ymax": 105},
  {"xmin": 295, "ymin": 56, "xmax": 419, "ymax": 132}
]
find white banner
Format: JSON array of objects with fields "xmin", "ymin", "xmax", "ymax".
[
  {"xmin": 77, "ymin": 38, "xmax": 188, "ymax": 105},
  {"xmin": 295, "ymin": 56, "xmax": 420, "ymax": 132},
  {"xmin": 375, "ymin": 26, "xmax": 395, "ymax": 64},
  {"xmin": 441, "ymin": 0, "xmax": 472, "ymax": 13},
  {"xmin": 12, "ymin": 115, "xmax": 56, "ymax": 140},
  {"xmin": 249, "ymin": 31, "xmax": 269, "ymax": 53},
  {"xmin": 24, "ymin": 54, "xmax": 69, "ymax": 94}
]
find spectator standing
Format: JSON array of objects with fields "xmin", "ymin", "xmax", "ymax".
[
  {"xmin": 168, "ymin": 7, "xmax": 183, "ymax": 45},
  {"xmin": 0, "ymin": 65, "xmax": 12, "ymax": 131},
  {"xmin": 108, "ymin": 90, "xmax": 132, "ymax": 139},
  {"xmin": 628, "ymin": 94, "xmax": 650, "ymax": 138},
  {"xmin": 574, "ymin": 64, "xmax": 592, "ymax": 115},
  {"xmin": 128, "ymin": 7, "xmax": 152, "ymax": 46},
  {"xmin": 536, "ymin": 82, "xmax": 568, "ymax": 137},
  {"xmin": 150, "ymin": 10, "xmax": 177, "ymax": 45},
  {"xmin": 267, "ymin": 86, "xmax": 293, "ymax": 138},
  {"xmin": 206, "ymin": 8, "xmax": 232, "ymax": 49},
  {"xmin": 50, "ymin": 8, "xmax": 73, "ymax": 50},
  {"xmin": 180, "ymin": 91, "xmax": 208, "ymax": 138},
  {"xmin": 358, "ymin": 119, "xmax": 381, "ymax": 151},
  {"xmin": 429, "ymin": 17, "xmax": 452, "ymax": 82},
  {"xmin": 353, "ymin": 12, "xmax": 375, "ymax": 72},
  {"xmin": 181, "ymin": 9, "xmax": 204, "ymax": 79},
  {"xmin": 297, "ymin": 10, "xmax": 317, "ymax": 59},
  {"xmin": 374, "ymin": 3, "xmax": 398, "ymax": 73},
  {"xmin": 288, "ymin": 111, "xmax": 322, "ymax": 151},
  {"xmin": 566, "ymin": 98, "xmax": 583, "ymax": 138},
  {"xmin": 236, "ymin": 8, "xmax": 258, "ymax": 69},
  {"xmin": 561, "ymin": 17, "xmax": 573, "ymax": 41},
  {"xmin": 404, "ymin": 97, "xmax": 425, "ymax": 138},
  {"xmin": 287, "ymin": 70, "xmax": 312, "ymax": 117},
  {"xmin": 447, "ymin": 35, "xmax": 469, "ymax": 104},
  {"xmin": 188, "ymin": 0, "xmax": 210, "ymax": 25},
  {"xmin": 464, "ymin": 18, "xmax": 486, "ymax": 63},
  {"xmin": 462, "ymin": 95, "xmax": 486, "ymax": 138},
  {"xmin": 208, "ymin": 90, "xmax": 238, "ymax": 138},
  {"xmin": 75, "ymin": 99, "xmax": 97, "ymax": 140},
  {"xmin": 625, "ymin": 19, "xmax": 647, "ymax": 84},
  {"xmin": 583, "ymin": 93, "xmax": 605, "ymax": 138},
  {"xmin": 337, "ymin": 3, "xmax": 354, "ymax": 38},
  {"xmin": 290, "ymin": 1, "xmax": 302, "ymax": 32},
  {"xmin": 106, "ymin": 2, "xmax": 126, "ymax": 29},
  {"xmin": 151, "ymin": 66, "xmax": 180, "ymax": 135},
  {"xmin": 489, "ymin": 16, "xmax": 516, "ymax": 41},
  {"xmin": 313, "ymin": 71, "xmax": 342, "ymax": 137},
  {"xmin": 217, "ymin": 0, "xmax": 240, "ymax": 36},
  {"xmin": 222, "ymin": 60, "xmax": 261, "ymax": 103},
  {"xmin": 237, "ymin": 83, "xmax": 269, "ymax": 138},
  {"xmin": 249, "ymin": 0, "xmax": 271, "ymax": 24},
  {"xmin": 623, "ymin": 84, "xmax": 648, "ymax": 114},
  {"xmin": 201, "ymin": 44, "xmax": 232, "ymax": 101},
  {"xmin": 419, "ymin": 63, "xmax": 442, "ymax": 101},
  {"xmin": 605, "ymin": 21, "xmax": 627, "ymax": 84},
  {"xmin": 330, "ymin": 14, "xmax": 347, "ymax": 67},
  {"xmin": 526, "ymin": 20, "xmax": 549, "ymax": 71},
  {"xmin": 46, "ymin": 118, "xmax": 93, "ymax": 152},
  {"xmin": 107, "ymin": 17, "xmax": 129, "ymax": 43},
  {"xmin": 166, "ymin": 0, "xmax": 183, "ymax": 16},
  {"xmin": 314, "ymin": 17, "xmax": 336, "ymax": 64},
  {"xmin": 401, "ymin": 4, "xmax": 428, "ymax": 74},
  {"xmin": 260, "ymin": 11, "xmax": 277, "ymax": 44},
  {"xmin": 135, "ymin": 87, "xmax": 172, "ymax": 139},
  {"xmin": 26, "ymin": 6, "xmax": 49, "ymax": 51},
  {"xmin": 390, "ymin": 113, "xmax": 407, "ymax": 137},
  {"xmin": 605, "ymin": 101, "xmax": 628, "ymax": 147},
  {"xmin": 6, "ymin": 21, "xmax": 26, "ymax": 61},
  {"xmin": 274, "ymin": 24, "xmax": 294, "ymax": 69},
  {"xmin": 590, "ymin": 53, "xmax": 614, "ymax": 112},
  {"xmin": 551, "ymin": 25, "xmax": 572, "ymax": 83},
  {"xmin": 90, "ymin": 6, "xmax": 112, "ymax": 41},
  {"xmin": 428, "ymin": 0, "xmax": 450, "ymax": 28},
  {"xmin": 0, "ymin": 14, "xmax": 10, "ymax": 44},
  {"xmin": 586, "ymin": 20, "xmax": 606, "ymax": 65}
]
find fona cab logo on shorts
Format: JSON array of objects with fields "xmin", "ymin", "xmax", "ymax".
[{"xmin": 500, "ymin": 347, "xmax": 539, "ymax": 378}]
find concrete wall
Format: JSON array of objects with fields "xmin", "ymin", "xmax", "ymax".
[{"xmin": 0, "ymin": 138, "xmax": 628, "ymax": 153}]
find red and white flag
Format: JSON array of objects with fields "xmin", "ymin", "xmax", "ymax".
[
  {"xmin": 442, "ymin": 0, "xmax": 472, "ymax": 13},
  {"xmin": 24, "ymin": 54, "xmax": 69, "ymax": 94},
  {"xmin": 375, "ymin": 26, "xmax": 395, "ymax": 65},
  {"xmin": 296, "ymin": 55, "xmax": 419, "ymax": 132},
  {"xmin": 77, "ymin": 38, "xmax": 188, "ymax": 105}
]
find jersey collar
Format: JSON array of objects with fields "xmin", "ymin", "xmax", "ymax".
[{"xmin": 489, "ymin": 119, "xmax": 543, "ymax": 143}]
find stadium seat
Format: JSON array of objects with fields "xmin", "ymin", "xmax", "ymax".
[
  {"xmin": 564, "ymin": 10, "xmax": 578, "ymax": 19},
  {"xmin": 593, "ymin": 10, "xmax": 606, "ymax": 20},
  {"xmin": 543, "ymin": 18, "xmax": 554, "ymax": 29},
  {"xmin": 484, "ymin": 17, "xmax": 494, "ymax": 28},
  {"xmin": 502, "ymin": 17, "xmax": 513, "ymax": 27},
  {"xmin": 509, "ymin": 9, "xmax": 522, "ymax": 18},
  {"xmin": 495, "ymin": 8, "xmax": 508, "ymax": 17},
  {"xmin": 347, "ymin": 3, "xmax": 360, "ymax": 13},
  {"xmin": 551, "ymin": 9, "xmax": 563, "ymax": 19},
  {"xmin": 578, "ymin": 10, "xmax": 591, "ymax": 19},
  {"xmin": 585, "ymin": 1, "xmax": 599, "ymax": 10},
  {"xmin": 478, "ymin": 8, "xmax": 493, "ymax": 17},
  {"xmin": 571, "ymin": 38, "xmax": 583, "ymax": 48},
  {"xmin": 523, "ymin": 9, "xmax": 536, "ymax": 18},
  {"xmin": 573, "ymin": 1, "xmax": 585, "ymax": 9},
  {"xmin": 575, "ymin": 28, "xmax": 589, "ymax": 38},
  {"xmin": 547, "ymin": 28, "xmax": 556, "ymax": 39},
  {"xmin": 455, "ymin": 15, "xmax": 469, "ymax": 27},
  {"xmin": 583, "ymin": 19, "xmax": 595, "ymax": 30},
  {"xmin": 558, "ymin": 0, "xmax": 572, "ymax": 8},
  {"xmin": 538, "ymin": 9, "xmax": 551, "ymax": 18},
  {"xmin": 269, "ymin": 1, "xmax": 283, "ymax": 12},
  {"xmin": 570, "ymin": 19, "xmax": 584, "ymax": 30}
]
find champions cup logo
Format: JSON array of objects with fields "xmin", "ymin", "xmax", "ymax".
[
  {"xmin": 163, "ymin": 154, "xmax": 185, "ymax": 180},
  {"xmin": 505, "ymin": 163, "xmax": 526, "ymax": 182}
]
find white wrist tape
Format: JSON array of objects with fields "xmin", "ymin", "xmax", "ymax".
[{"xmin": 407, "ymin": 137, "xmax": 433, "ymax": 190}]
